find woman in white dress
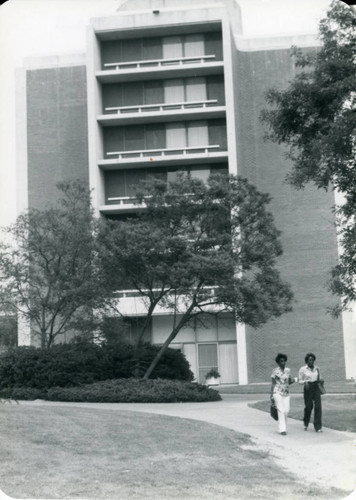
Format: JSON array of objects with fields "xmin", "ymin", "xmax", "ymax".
[{"xmin": 270, "ymin": 353, "xmax": 296, "ymax": 435}]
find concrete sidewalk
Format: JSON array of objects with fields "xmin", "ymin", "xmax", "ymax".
[
  {"xmin": 218, "ymin": 380, "xmax": 356, "ymax": 394},
  {"xmin": 24, "ymin": 394, "xmax": 356, "ymax": 497}
]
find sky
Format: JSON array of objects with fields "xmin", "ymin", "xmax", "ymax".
[{"xmin": 0, "ymin": 0, "xmax": 333, "ymax": 228}]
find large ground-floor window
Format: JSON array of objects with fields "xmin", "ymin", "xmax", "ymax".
[{"xmin": 179, "ymin": 341, "xmax": 238, "ymax": 384}]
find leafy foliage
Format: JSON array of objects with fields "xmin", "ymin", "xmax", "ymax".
[
  {"xmin": 0, "ymin": 341, "xmax": 193, "ymax": 390},
  {"xmin": 0, "ymin": 386, "xmax": 46, "ymax": 401},
  {"xmin": 205, "ymin": 368, "xmax": 221, "ymax": 379},
  {"xmin": 262, "ymin": 1, "xmax": 356, "ymax": 193},
  {"xmin": 108, "ymin": 342, "xmax": 194, "ymax": 381},
  {"xmin": 261, "ymin": 1, "xmax": 356, "ymax": 312},
  {"xmin": 0, "ymin": 378, "xmax": 220, "ymax": 403},
  {"xmin": 0, "ymin": 180, "xmax": 107, "ymax": 347},
  {"xmin": 46, "ymin": 378, "xmax": 221, "ymax": 403},
  {"xmin": 99, "ymin": 172, "xmax": 293, "ymax": 378}
]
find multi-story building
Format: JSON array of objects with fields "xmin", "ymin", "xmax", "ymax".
[{"xmin": 16, "ymin": 0, "xmax": 356, "ymax": 383}]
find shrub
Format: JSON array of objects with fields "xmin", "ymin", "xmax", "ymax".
[
  {"xmin": 0, "ymin": 387, "xmax": 47, "ymax": 401},
  {"xmin": 0, "ymin": 343, "xmax": 113, "ymax": 390},
  {"xmin": 47, "ymin": 378, "xmax": 221, "ymax": 403},
  {"xmin": 109, "ymin": 343, "xmax": 194, "ymax": 381},
  {"xmin": 0, "ymin": 341, "xmax": 194, "ymax": 390}
]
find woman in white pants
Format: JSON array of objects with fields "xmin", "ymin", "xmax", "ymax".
[{"xmin": 270, "ymin": 353, "xmax": 296, "ymax": 435}]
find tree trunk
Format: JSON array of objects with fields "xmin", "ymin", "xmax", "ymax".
[
  {"xmin": 41, "ymin": 330, "xmax": 47, "ymax": 349},
  {"xmin": 143, "ymin": 303, "xmax": 195, "ymax": 380},
  {"xmin": 134, "ymin": 299, "xmax": 160, "ymax": 348},
  {"xmin": 133, "ymin": 298, "xmax": 161, "ymax": 378},
  {"xmin": 132, "ymin": 345, "xmax": 142, "ymax": 378}
]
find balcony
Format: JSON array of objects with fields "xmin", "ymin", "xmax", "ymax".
[
  {"xmin": 99, "ymin": 145, "xmax": 228, "ymax": 169},
  {"xmin": 103, "ymin": 54, "xmax": 216, "ymax": 70},
  {"xmin": 98, "ymin": 99, "xmax": 225, "ymax": 126},
  {"xmin": 100, "ymin": 196, "xmax": 143, "ymax": 214},
  {"xmin": 100, "ymin": 287, "xmax": 222, "ymax": 315},
  {"xmin": 96, "ymin": 54, "xmax": 224, "ymax": 83}
]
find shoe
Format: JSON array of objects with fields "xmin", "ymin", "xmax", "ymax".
[
  {"xmin": 304, "ymin": 426, "xmax": 308, "ymax": 431},
  {"xmin": 315, "ymin": 429, "xmax": 323, "ymax": 433},
  {"xmin": 280, "ymin": 432, "xmax": 287, "ymax": 435}
]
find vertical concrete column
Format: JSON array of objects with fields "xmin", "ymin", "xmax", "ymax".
[
  {"xmin": 334, "ymin": 189, "xmax": 356, "ymax": 379},
  {"xmin": 17, "ymin": 313, "xmax": 31, "ymax": 346},
  {"xmin": 236, "ymin": 322, "xmax": 248, "ymax": 384},
  {"xmin": 86, "ymin": 26, "xmax": 105, "ymax": 215},
  {"xmin": 340, "ymin": 309, "xmax": 356, "ymax": 380},
  {"xmin": 16, "ymin": 68, "xmax": 28, "ymax": 215},
  {"xmin": 221, "ymin": 12, "xmax": 248, "ymax": 385},
  {"xmin": 221, "ymin": 14, "xmax": 238, "ymax": 176}
]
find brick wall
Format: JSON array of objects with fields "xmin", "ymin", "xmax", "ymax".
[
  {"xmin": 26, "ymin": 66, "xmax": 89, "ymax": 210},
  {"xmin": 233, "ymin": 48, "xmax": 345, "ymax": 381}
]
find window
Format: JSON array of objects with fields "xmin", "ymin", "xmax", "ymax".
[
  {"xmin": 208, "ymin": 119, "xmax": 227, "ymax": 150},
  {"xmin": 125, "ymin": 125, "xmax": 145, "ymax": 151},
  {"xmin": 187, "ymin": 121, "xmax": 209, "ymax": 147},
  {"xmin": 198, "ymin": 343, "xmax": 218, "ymax": 384},
  {"xmin": 164, "ymin": 79, "xmax": 185, "ymax": 104},
  {"xmin": 122, "ymin": 82, "xmax": 144, "ymax": 107},
  {"xmin": 163, "ymin": 34, "xmax": 205, "ymax": 61},
  {"xmin": 185, "ymin": 77, "xmax": 207, "ymax": 102},
  {"xmin": 142, "ymin": 37, "xmax": 162, "ymax": 61},
  {"xmin": 144, "ymin": 81, "xmax": 164, "ymax": 105},
  {"xmin": 162, "ymin": 36, "xmax": 183, "ymax": 60},
  {"xmin": 166, "ymin": 123, "xmax": 186, "ymax": 149},
  {"xmin": 121, "ymin": 39, "xmax": 142, "ymax": 63},
  {"xmin": 105, "ymin": 168, "xmax": 168, "ymax": 201},
  {"xmin": 184, "ymin": 34, "xmax": 205, "ymax": 58}
]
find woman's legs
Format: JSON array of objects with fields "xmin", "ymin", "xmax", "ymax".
[
  {"xmin": 303, "ymin": 388, "xmax": 314, "ymax": 428},
  {"xmin": 313, "ymin": 387, "xmax": 322, "ymax": 431},
  {"xmin": 274, "ymin": 394, "xmax": 290, "ymax": 433}
]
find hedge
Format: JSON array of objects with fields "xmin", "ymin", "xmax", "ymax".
[
  {"xmin": 0, "ymin": 379, "xmax": 221, "ymax": 403},
  {"xmin": 0, "ymin": 341, "xmax": 194, "ymax": 390}
]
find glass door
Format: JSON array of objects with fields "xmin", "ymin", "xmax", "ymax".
[{"xmin": 198, "ymin": 343, "xmax": 218, "ymax": 384}]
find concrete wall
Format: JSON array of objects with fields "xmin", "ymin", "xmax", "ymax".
[
  {"xmin": 26, "ymin": 65, "xmax": 89, "ymax": 210},
  {"xmin": 233, "ymin": 47, "xmax": 345, "ymax": 381}
]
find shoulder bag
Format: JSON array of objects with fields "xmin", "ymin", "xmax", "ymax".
[
  {"xmin": 317, "ymin": 368, "xmax": 326, "ymax": 395},
  {"xmin": 270, "ymin": 398, "xmax": 278, "ymax": 420}
]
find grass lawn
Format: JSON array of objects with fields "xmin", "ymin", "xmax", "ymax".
[
  {"xmin": 250, "ymin": 395, "xmax": 356, "ymax": 432},
  {"xmin": 0, "ymin": 405, "xmax": 344, "ymax": 500}
]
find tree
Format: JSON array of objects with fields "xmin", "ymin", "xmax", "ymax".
[
  {"xmin": 261, "ymin": 1, "xmax": 356, "ymax": 314},
  {"xmin": 99, "ymin": 173, "xmax": 293, "ymax": 379},
  {"xmin": 0, "ymin": 180, "xmax": 106, "ymax": 348}
]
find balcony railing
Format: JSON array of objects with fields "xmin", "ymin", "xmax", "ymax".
[
  {"xmin": 103, "ymin": 54, "xmax": 216, "ymax": 71},
  {"xmin": 106, "ymin": 145, "xmax": 221, "ymax": 160},
  {"xmin": 107, "ymin": 196, "xmax": 140, "ymax": 205},
  {"xmin": 105, "ymin": 99, "xmax": 219, "ymax": 114},
  {"xmin": 115, "ymin": 286, "xmax": 219, "ymax": 298}
]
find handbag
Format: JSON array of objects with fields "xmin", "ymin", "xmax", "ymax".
[
  {"xmin": 318, "ymin": 381, "xmax": 326, "ymax": 395},
  {"xmin": 270, "ymin": 399, "xmax": 278, "ymax": 421},
  {"xmin": 317, "ymin": 368, "xmax": 326, "ymax": 395}
]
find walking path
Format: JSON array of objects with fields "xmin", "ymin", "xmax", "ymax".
[{"xmin": 23, "ymin": 394, "xmax": 356, "ymax": 497}]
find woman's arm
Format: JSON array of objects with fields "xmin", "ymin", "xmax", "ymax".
[
  {"xmin": 270, "ymin": 378, "xmax": 276, "ymax": 400},
  {"xmin": 298, "ymin": 368, "xmax": 309, "ymax": 390}
]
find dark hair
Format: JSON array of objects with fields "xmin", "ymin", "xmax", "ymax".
[
  {"xmin": 275, "ymin": 353, "xmax": 288, "ymax": 364},
  {"xmin": 305, "ymin": 353, "xmax": 316, "ymax": 363}
]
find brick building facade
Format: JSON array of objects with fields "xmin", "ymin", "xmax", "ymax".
[{"xmin": 16, "ymin": 0, "xmax": 355, "ymax": 383}]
